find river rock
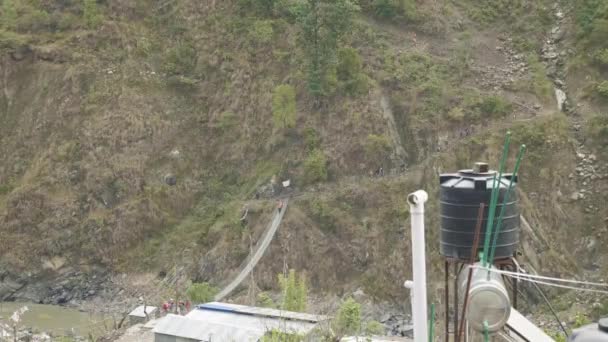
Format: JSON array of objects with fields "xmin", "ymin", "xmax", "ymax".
[
  {"xmin": 543, "ymin": 51, "xmax": 558, "ymax": 60},
  {"xmin": 551, "ymin": 27, "xmax": 565, "ymax": 42}
]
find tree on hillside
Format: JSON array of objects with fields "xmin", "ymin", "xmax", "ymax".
[
  {"xmin": 295, "ymin": 0, "xmax": 360, "ymax": 98},
  {"xmin": 278, "ymin": 269, "xmax": 307, "ymax": 312},
  {"xmin": 272, "ymin": 84, "xmax": 297, "ymax": 130}
]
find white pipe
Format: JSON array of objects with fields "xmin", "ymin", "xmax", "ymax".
[{"xmin": 407, "ymin": 190, "xmax": 429, "ymax": 342}]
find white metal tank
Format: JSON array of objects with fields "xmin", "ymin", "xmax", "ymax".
[{"xmin": 459, "ymin": 263, "xmax": 511, "ymax": 333}]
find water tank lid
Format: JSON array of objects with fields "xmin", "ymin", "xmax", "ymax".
[{"xmin": 599, "ymin": 318, "xmax": 608, "ymax": 333}]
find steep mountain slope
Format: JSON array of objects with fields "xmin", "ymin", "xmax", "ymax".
[{"xmin": 0, "ymin": 0, "xmax": 606, "ymax": 333}]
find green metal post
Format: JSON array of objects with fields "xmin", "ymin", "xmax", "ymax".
[
  {"xmin": 488, "ymin": 145, "xmax": 526, "ymax": 265},
  {"xmin": 482, "ymin": 132, "xmax": 511, "ymax": 267},
  {"xmin": 484, "ymin": 320, "xmax": 490, "ymax": 342}
]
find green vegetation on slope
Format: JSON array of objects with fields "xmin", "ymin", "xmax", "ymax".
[{"xmin": 0, "ymin": 1, "xmax": 605, "ymax": 321}]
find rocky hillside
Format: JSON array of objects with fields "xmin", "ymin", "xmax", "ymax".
[{"xmin": 0, "ymin": 0, "xmax": 607, "ymax": 334}]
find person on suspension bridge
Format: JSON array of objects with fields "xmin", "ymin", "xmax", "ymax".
[{"xmin": 277, "ymin": 200, "xmax": 283, "ymax": 213}]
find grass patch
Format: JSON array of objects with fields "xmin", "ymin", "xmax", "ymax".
[
  {"xmin": 587, "ymin": 114, "xmax": 608, "ymax": 147},
  {"xmin": 515, "ymin": 54, "xmax": 554, "ymax": 101},
  {"xmin": 509, "ymin": 114, "xmax": 569, "ymax": 163},
  {"xmin": 0, "ymin": 29, "xmax": 29, "ymax": 51}
]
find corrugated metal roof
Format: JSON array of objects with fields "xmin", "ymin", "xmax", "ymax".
[
  {"xmin": 153, "ymin": 314, "xmax": 262, "ymax": 342},
  {"xmin": 186, "ymin": 307, "xmax": 318, "ymax": 336},
  {"xmin": 197, "ymin": 302, "xmax": 329, "ymax": 323},
  {"xmin": 128, "ymin": 305, "xmax": 157, "ymax": 318},
  {"xmin": 154, "ymin": 303, "xmax": 323, "ymax": 342}
]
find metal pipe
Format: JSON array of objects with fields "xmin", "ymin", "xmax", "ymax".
[
  {"xmin": 457, "ymin": 203, "xmax": 486, "ymax": 342},
  {"xmin": 483, "ymin": 132, "xmax": 511, "ymax": 267},
  {"xmin": 407, "ymin": 190, "xmax": 429, "ymax": 342},
  {"xmin": 488, "ymin": 144, "xmax": 526, "ymax": 265}
]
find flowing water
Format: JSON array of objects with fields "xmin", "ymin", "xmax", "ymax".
[{"xmin": 0, "ymin": 302, "xmax": 110, "ymax": 336}]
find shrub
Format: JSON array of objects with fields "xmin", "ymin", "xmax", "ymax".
[
  {"xmin": 337, "ymin": 48, "xmax": 362, "ymax": 80},
  {"xmin": 597, "ymin": 80, "xmax": 608, "ymax": 98},
  {"xmin": 186, "ymin": 282, "xmax": 218, "ymax": 303},
  {"xmin": 304, "ymin": 127, "xmax": 320, "ymax": 151},
  {"xmin": 1, "ymin": 0, "xmax": 17, "ymax": 30},
  {"xmin": 303, "ymin": 149, "xmax": 328, "ymax": 183},
  {"xmin": 574, "ymin": 312, "xmax": 591, "ymax": 328},
  {"xmin": 587, "ymin": 114, "xmax": 608, "ymax": 145},
  {"xmin": 576, "ymin": 0, "xmax": 608, "ymax": 42},
  {"xmin": 372, "ymin": 0, "xmax": 399, "ymax": 19},
  {"xmin": 400, "ymin": 0, "xmax": 418, "ymax": 21},
  {"xmin": 163, "ymin": 42, "xmax": 197, "ymax": 75},
  {"xmin": 477, "ymin": 95, "xmax": 512, "ymax": 118},
  {"xmin": 277, "ymin": 270, "xmax": 307, "ymax": 312},
  {"xmin": 364, "ymin": 134, "xmax": 392, "ymax": 164},
  {"xmin": 337, "ymin": 48, "xmax": 368, "ymax": 95},
  {"xmin": 308, "ymin": 198, "xmax": 336, "ymax": 233},
  {"xmin": 364, "ymin": 320, "xmax": 384, "ymax": 335},
  {"xmin": 256, "ymin": 292, "xmax": 276, "ymax": 308},
  {"xmin": 238, "ymin": 0, "xmax": 275, "ymax": 16},
  {"xmin": 334, "ymin": 297, "xmax": 361, "ymax": 336},
  {"xmin": 272, "ymin": 0, "xmax": 302, "ymax": 20},
  {"xmin": 83, "ymin": 0, "xmax": 102, "ymax": 29},
  {"xmin": 261, "ymin": 330, "xmax": 303, "ymax": 342},
  {"xmin": 549, "ymin": 332, "xmax": 567, "ymax": 342},
  {"xmin": 272, "ymin": 84, "xmax": 296, "ymax": 130},
  {"xmin": 595, "ymin": 48, "xmax": 608, "ymax": 66},
  {"xmin": 251, "ymin": 20, "xmax": 274, "ymax": 44}
]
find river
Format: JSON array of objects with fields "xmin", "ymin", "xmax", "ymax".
[{"xmin": 0, "ymin": 302, "xmax": 110, "ymax": 337}]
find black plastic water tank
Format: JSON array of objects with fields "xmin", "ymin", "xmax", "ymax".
[
  {"xmin": 439, "ymin": 163, "xmax": 520, "ymax": 261},
  {"xmin": 569, "ymin": 318, "xmax": 608, "ymax": 342}
]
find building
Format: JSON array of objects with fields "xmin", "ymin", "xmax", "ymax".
[
  {"xmin": 153, "ymin": 302, "xmax": 329, "ymax": 342},
  {"xmin": 129, "ymin": 305, "xmax": 158, "ymax": 325}
]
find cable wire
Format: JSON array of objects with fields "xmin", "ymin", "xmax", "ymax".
[
  {"xmin": 510, "ymin": 259, "xmax": 569, "ymax": 338},
  {"xmin": 472, "ymin": 266, "xmax": 608, "ymax": 288},
  {"xmin": 479, "ymin": 268, "xmax": 608, "ymax": 295}
]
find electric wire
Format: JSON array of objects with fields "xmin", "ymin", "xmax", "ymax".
[
  {"xmin": 510, "ymin": 259, "xmax": 569, "ymax": 338},
  {"xmin": 472, "ymin": 266, "xmax": 608, "ymax": 288}
]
